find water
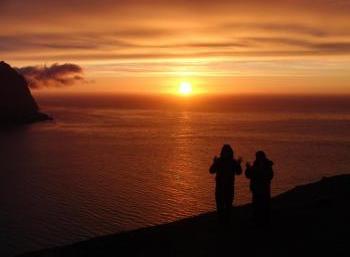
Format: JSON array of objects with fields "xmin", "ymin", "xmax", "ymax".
[{"xmin": 1, "ymin": 94, "xmax": 350, "ymax": 256}]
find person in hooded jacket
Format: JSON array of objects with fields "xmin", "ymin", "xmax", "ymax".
[
  {"xmin": 210, "ymin": 144, "xmax": 242, "ymax": 223},
  {"xmin": 245, "ymin": 151, "xmax": 274, "ymax": 225}
]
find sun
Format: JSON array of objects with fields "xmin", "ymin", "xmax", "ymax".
[{"xmin": 178, "ymin": 82, "xmax": 193, "ymax": 95}]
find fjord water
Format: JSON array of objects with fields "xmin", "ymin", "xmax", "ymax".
[{"xmin": 1, "ymin": 94, "xmax": 350, "ymax": 256}]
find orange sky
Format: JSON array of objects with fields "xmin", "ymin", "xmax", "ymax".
[{"xmin": 1, "ymin": 0, "xmax": 350, "ymax": 95}]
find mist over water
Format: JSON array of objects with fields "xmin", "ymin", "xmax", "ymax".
[{"xmin": 1, "ymin": 94, "xmax": 350, "ymax": 256}]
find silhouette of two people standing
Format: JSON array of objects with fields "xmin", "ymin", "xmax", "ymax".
[
  {"xmin": 210, "ymin": 145, "xmax": 274, "ymax": 226},
  {"xmin": 210, "ymin": 144, "xmax": 242, "ymax": 223}
]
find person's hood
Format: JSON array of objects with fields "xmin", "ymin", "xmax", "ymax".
[{"xmin": 254, "ymin": 158, "xmax": 273, "ymax": 166}]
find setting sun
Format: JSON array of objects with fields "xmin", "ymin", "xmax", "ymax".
[{"xmin": 178, "ymin": 82, "xmax": 193, "ymax": 95}]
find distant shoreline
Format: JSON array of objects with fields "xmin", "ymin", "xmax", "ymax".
[{"xmin": 35, "ymin": 93, "xmax": 350, "ymax": 114}]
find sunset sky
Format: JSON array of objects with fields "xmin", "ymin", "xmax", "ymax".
[{"xmin": 1, "ymin": 0, "xmax": 350, "ymax": 95}]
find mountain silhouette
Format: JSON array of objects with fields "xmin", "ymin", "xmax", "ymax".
[{"xmin": 0, "ymin": 61, "xmax": 51, "ymax": 125}]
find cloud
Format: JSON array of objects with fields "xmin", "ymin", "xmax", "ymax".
[
  {"xmin": 221, "ymin": 22, "xmax": 329, "ymax": 37},
  {"xmin": 16, "ymin": 63, "xmax": 84, "ymax": 89},
  {"xmin": 1, "ymin": 0, "xmax": 349, "ymax": 82}
]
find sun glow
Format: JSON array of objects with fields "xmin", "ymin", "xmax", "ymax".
[{"xmin": 178, "ymin": 82, "xmax": 193, "ymax": 95}]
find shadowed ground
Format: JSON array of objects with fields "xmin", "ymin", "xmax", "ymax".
[{"xmin": 19, "ymin": 174, "xmax": 350, "ymax": 257}]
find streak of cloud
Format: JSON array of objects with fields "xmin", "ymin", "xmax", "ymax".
[
  {"xmin": 16, "ymin": 63, "xmax": 84, "ymax": 89},
  {"xmin": 1, "ymin": 0, "xmax": 350, "ymax": 93}
]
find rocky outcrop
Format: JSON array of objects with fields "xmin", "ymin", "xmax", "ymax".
[{"xmin": 0, "ymin": 61, "xmax": 51, "ymax": 125}]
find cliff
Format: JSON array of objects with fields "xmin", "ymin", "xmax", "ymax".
[{"xmin": 0, "ymin": 61, "xmax": 51, "ymax": 125}]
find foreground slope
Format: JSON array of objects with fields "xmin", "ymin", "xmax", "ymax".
[{"xmin": 20, "ymin": 174, "xmax": 350, "ymax": 257}]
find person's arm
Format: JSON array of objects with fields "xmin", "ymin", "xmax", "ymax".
[
  {"xmin": 268, "ymin": 167, "xmax": 274, "ymax": 180},
  {"xmin": 209, "ymin": 157, "xmax": 218, "ymax": 174},
  {"xmin": 267, "ymin": 161, "xmax": 274, "ymax": 180},
  {"xmin": 235, "ymin": 159, "xmax": 242, "ymax": 175},
  {"xmin": 245, "ymin": 162, "xmax": 252, "ymax": 179}
]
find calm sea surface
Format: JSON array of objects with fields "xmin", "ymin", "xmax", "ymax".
[{"xmin": 1, "ymin": 94, "xmax": 350, "ymax": 256}]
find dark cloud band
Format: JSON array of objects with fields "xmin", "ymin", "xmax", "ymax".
[{"xmin": 16, "ymin": 63, "xmax": 84, "ymax": 89}]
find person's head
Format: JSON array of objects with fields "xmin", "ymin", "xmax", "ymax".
[
  {"xmin": 220, "ymin": 144, "xmax": 234, "ymax": 160},
  {"xmin": 255, "ymin": 151, "xmax": 267, "ymax": 162}
]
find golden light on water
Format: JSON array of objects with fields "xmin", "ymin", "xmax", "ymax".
[{"xmin": 178, "ymin": 82, "xmax": 193, "ymax": 96}]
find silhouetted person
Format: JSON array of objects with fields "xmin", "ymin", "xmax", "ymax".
[
  {"xmin": 245, "ymin": 151, "xmax": 274, "ymax": 225},
  {"xmin": 210, "ymin": 144, "xmax": 242, "ymax": 224}
]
